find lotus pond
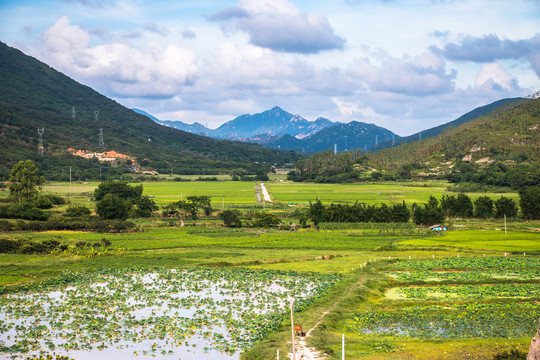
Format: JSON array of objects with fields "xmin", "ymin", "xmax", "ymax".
[
  {"xmin": 387, "ymin": 269, "xmax": 540, "ymax": 282},
  {"xmin": 0, "ymin": 267, "xmax": 339, "ymax": 360},
  {"xmin": 347, "ymin": 302, "xmax": 540, "ymax": 339},
  {"xmin": 386, "ymin": 283, "xmax": 540, "ymax": 300},
  {"xmin": 393, "ymin": 256, "xmax": 540, "ymax": 270}
]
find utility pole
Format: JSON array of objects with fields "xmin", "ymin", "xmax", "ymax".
[{"xmin": 289, "ymin": 296, "xmax": 296, "ymax": 360}]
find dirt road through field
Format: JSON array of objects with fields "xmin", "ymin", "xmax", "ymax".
[{"xmin": 288, "ymin": 311, "xmax": 329, "ymax": 360}]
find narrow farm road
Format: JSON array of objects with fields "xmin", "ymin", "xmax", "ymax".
[
  {"xmin": 288, "ymin": 311, "xmax": 330, "ymax": 360},
  {"xmin": 260, "ymin": 183, "xmax": 272, "ymax": 202}
]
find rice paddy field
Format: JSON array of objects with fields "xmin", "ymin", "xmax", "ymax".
[{"xmin": 0, "ymin": 180, "xmax": 539, "ymax": 360}]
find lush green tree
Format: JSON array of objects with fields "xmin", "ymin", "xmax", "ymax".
[
  {"xmin": 519, "ymin": 186, "xmax": 540, "ymax": 220},
  {"xmin": 308, "ymin": 199, "xmax": 327, "ymax": 226},
  {"xmin": 456, "ymin": 193, "xmax": 473, "ymax": 217},
  {"xmin": 94, "ymin": 181, "xmax": 143, "ymax": 201},
  {"xmin": 219, "ymin": 209, "xmax": 242, "ymax": 227},
  {"xmin": 391, "ymin": 201, "xmax": 411, "ymax": 222},
  {"xmin": 186, "ymin": 195, "xmax": 213, "ymax": 217},
  {"xmin": 134, "ymin": 197, "xmax": 158, "ymax": 218},
  {"xmin": 249, "ymin": 212, "xmax": 282, "ymax": 228},
  {"xmin": 163, "ymin": 200, "xmax": 195, "ymax": 226},
  {"xmin": 474, "ymin": 196, "xmax": 494, "ymax": 219},
  {"xmin": 8, "ymin": 160, "xmax": 45, "ymax": 203},
  {"xmin": 96, "ymin": 193, "xmax": 131, "ymax": 220},
  {"xmin": 441, "ymin": 195, "xmax": 457, "ymax": 217},
  {"xmin": 413, "ymin": 196, "xmax": 444, "ymax": 225},
  {"xmin": 494, "ymin": 196, "xmax": 518, "ymax": 219}
]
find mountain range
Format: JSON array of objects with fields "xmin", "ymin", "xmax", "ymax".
[
  {"xmin": 140, "ymin": 106, "xmax": 399, "ymax": 153},
  {"xmin": 139, "ymin": 97, "xmax": 522, "ymax": 154}
]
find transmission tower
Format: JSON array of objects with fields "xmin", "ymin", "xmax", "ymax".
[
  {"xmin": 375, "ymin": 135, "xmax": 378, "ymax": 147},
  {"xmin": 37, "ymin": 128, "xmax": 44, "ymax": 155},
  {"xmin": 344, "ymin": 136, "xmax": 348, "ymax": 151},
  {"xmin": 205, "ymin": 122, "xmax": 208, "ymax": 137},
  {"xmin": 392, "ymin": 134, "xmax": 395, "ymax": 146},
  {"xmin": 334, "ymin": 143, "xmax": 337, "ymax": 154},
  {"xmin": 94, "ymin": 110, "xmax": 99, "ymax": 121},
  {"xmin": 72, "ymin": 107, "xmax": 76, "ymax": 118},
  {"xmin": 99, "ymin": 128, "xmax": 105, "ymax": 149}
]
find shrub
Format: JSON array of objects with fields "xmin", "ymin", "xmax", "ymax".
[
  {"xmin": 1, "ymin": 203, "xmax": 50, "ymax": 221},
  {"xmin": 64, "ymin": 205, "xmax": 91, "ymax": 218},
  {"xmin": 249, "ymin": 212, "xmax": 282, "ymax": 228},
  {"xmin": 33, "ymin": 195, "xmax": 53, "ymax": 209},
  {"xmin": 219, "ymin": 210, "xmax": 242, "ymax": 228},
  {"xmin": 491, "ymin": 349, "xmax": 527, "ymax": 360},
  {"xmin": 45, "ymin": 195, "xmax": 66, "ymax": 205},
  {"xmin": 0, "ymin": 238, "xmax": 18, "ymax": 253},
  {"xmin": 133, "ymin": 197, "xmax": 158, "ymax": 218}
]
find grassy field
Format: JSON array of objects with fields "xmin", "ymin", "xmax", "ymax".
[
  {"xmin": 38, "ymin": 179, "xmax": 521, "ymax": 207},
  {"xmin": 1, "ymin": 180, "xmax": 538, "ymax": 360},
  {"xmin": 262, "ymin": 180, "xmax": 519, "ymax": 205}
]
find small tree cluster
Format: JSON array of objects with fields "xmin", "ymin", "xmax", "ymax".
[
  {"xmin": 219, "ymin": 210, "xmax": 242, "ymax": 227},
  {"xmin": 163, "ymin": 196, "xmax": 212, "ymax": 226},
  {"xmin": 308, "ymin": 199, "xmax": 410, "ymax": 226},
  {"xmin": 94, "ymin": 180, "xmax": 157, "ymax": 220},
  {"xmin": 413, "ymin": 196, "xmax": 445, "ymax": 226}
]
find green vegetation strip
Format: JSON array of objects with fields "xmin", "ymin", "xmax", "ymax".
[
  {"xmin": 0, "ymin": 267, "xmax": 339, "ymax": 358},
  {"xmin": 388, "ymin": 270, "xmax": 540, "ymax": 282},
  {"xmin": 390, "ymin": 283, "xmax": 540, "ymax": 300},
  {"xmin": 348, "ymin": 302, "xmax": 540, "ymax": 339},
  {"xmin": 394, "ymin": 256, "xmax": 540, "ymax": 270}
]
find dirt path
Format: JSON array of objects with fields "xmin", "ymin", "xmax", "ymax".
[
  {"xmin": 260, "ymin": 182, "xmax": 272, "ymax": 202},
  {"xmin": 288, "ymin": 311, "xmax": 329, "ymax": 360}
]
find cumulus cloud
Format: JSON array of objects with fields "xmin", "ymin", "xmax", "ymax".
[
  {"xmin": 475, "ymin": 62, "xmax": 519, "ymax": 92},
  {"xmin": 349, "ymin": 50, "xmax": 456, "ymax": 96},
  {"xmin": 209, "ymin": 0, "xmax": 345, "ymax": 54},
  {"xmin": 38, "ymin": 16, "xmax": 198, "ymax": 98},
  {"xmin": 433, "ymin": 33, "xmax": 540, "ymax": 63},
  {"xmin": 332, "ymin": 97, "xmax": 359, "ymax": 117}
]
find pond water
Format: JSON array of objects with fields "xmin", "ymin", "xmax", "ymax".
[{"xmin": 0, "ymin": 268, "xmax": 337, "ymax": 360}]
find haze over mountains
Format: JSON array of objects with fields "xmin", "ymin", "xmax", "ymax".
[{"xmin": 137, "ymin": 96, "xmax": 524, "ymax": 154}]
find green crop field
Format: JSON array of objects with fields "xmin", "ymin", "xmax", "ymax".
[
  {"xmin": 1, "ymin": 180, "xmax": 538, "ymax": 360},
  {"xmin": 265, "ymin": 180, "xmax": 520, "ymax": 205}
]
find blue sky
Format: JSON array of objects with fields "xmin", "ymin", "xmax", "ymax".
[{"xmin": 0, "ymin": 0, "xmax": 539, "ymax": 135}]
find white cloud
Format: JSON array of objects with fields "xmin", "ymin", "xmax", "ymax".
[
  {"xmin": 349, "ymin": 50, "xmax": 456, "ymax": 96},
  {"xmin": 332, "ymin": 97, "xmax": 359, "ymax": 117},
  {"xmin": 38, "ymin": 16, "xmax": 198, "ymax": 98},
  {"xmin": 475, "ymin": 62, "xmax": 519, "ymax": 91},
  {"xmin": 210, "ymin": 0, "xmax": 345, "ymax": 54}
]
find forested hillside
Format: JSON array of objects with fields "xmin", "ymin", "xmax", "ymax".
[
  {"xmin": 288, "ymin": 97, "xmax": 539, "ymax": 187},
  {"xmin": 0, "ymin": 42, "xmax": 297, "ymax": 180}
]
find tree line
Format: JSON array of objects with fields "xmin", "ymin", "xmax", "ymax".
[{"xmin": 307, "ymin": 190, "xmax": 539, "ymax": 226}]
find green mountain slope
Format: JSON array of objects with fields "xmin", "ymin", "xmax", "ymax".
[
  {"xmin": 374, "ymin": 98, "xmax": 520, "ymax": 150},
  {"xmin": 0, "ymin": 42, "xmax": 297, "ymax": 180},
  {"xmin": 369, "ymin": 97, "xmax": 539, "ymax": 186}
]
